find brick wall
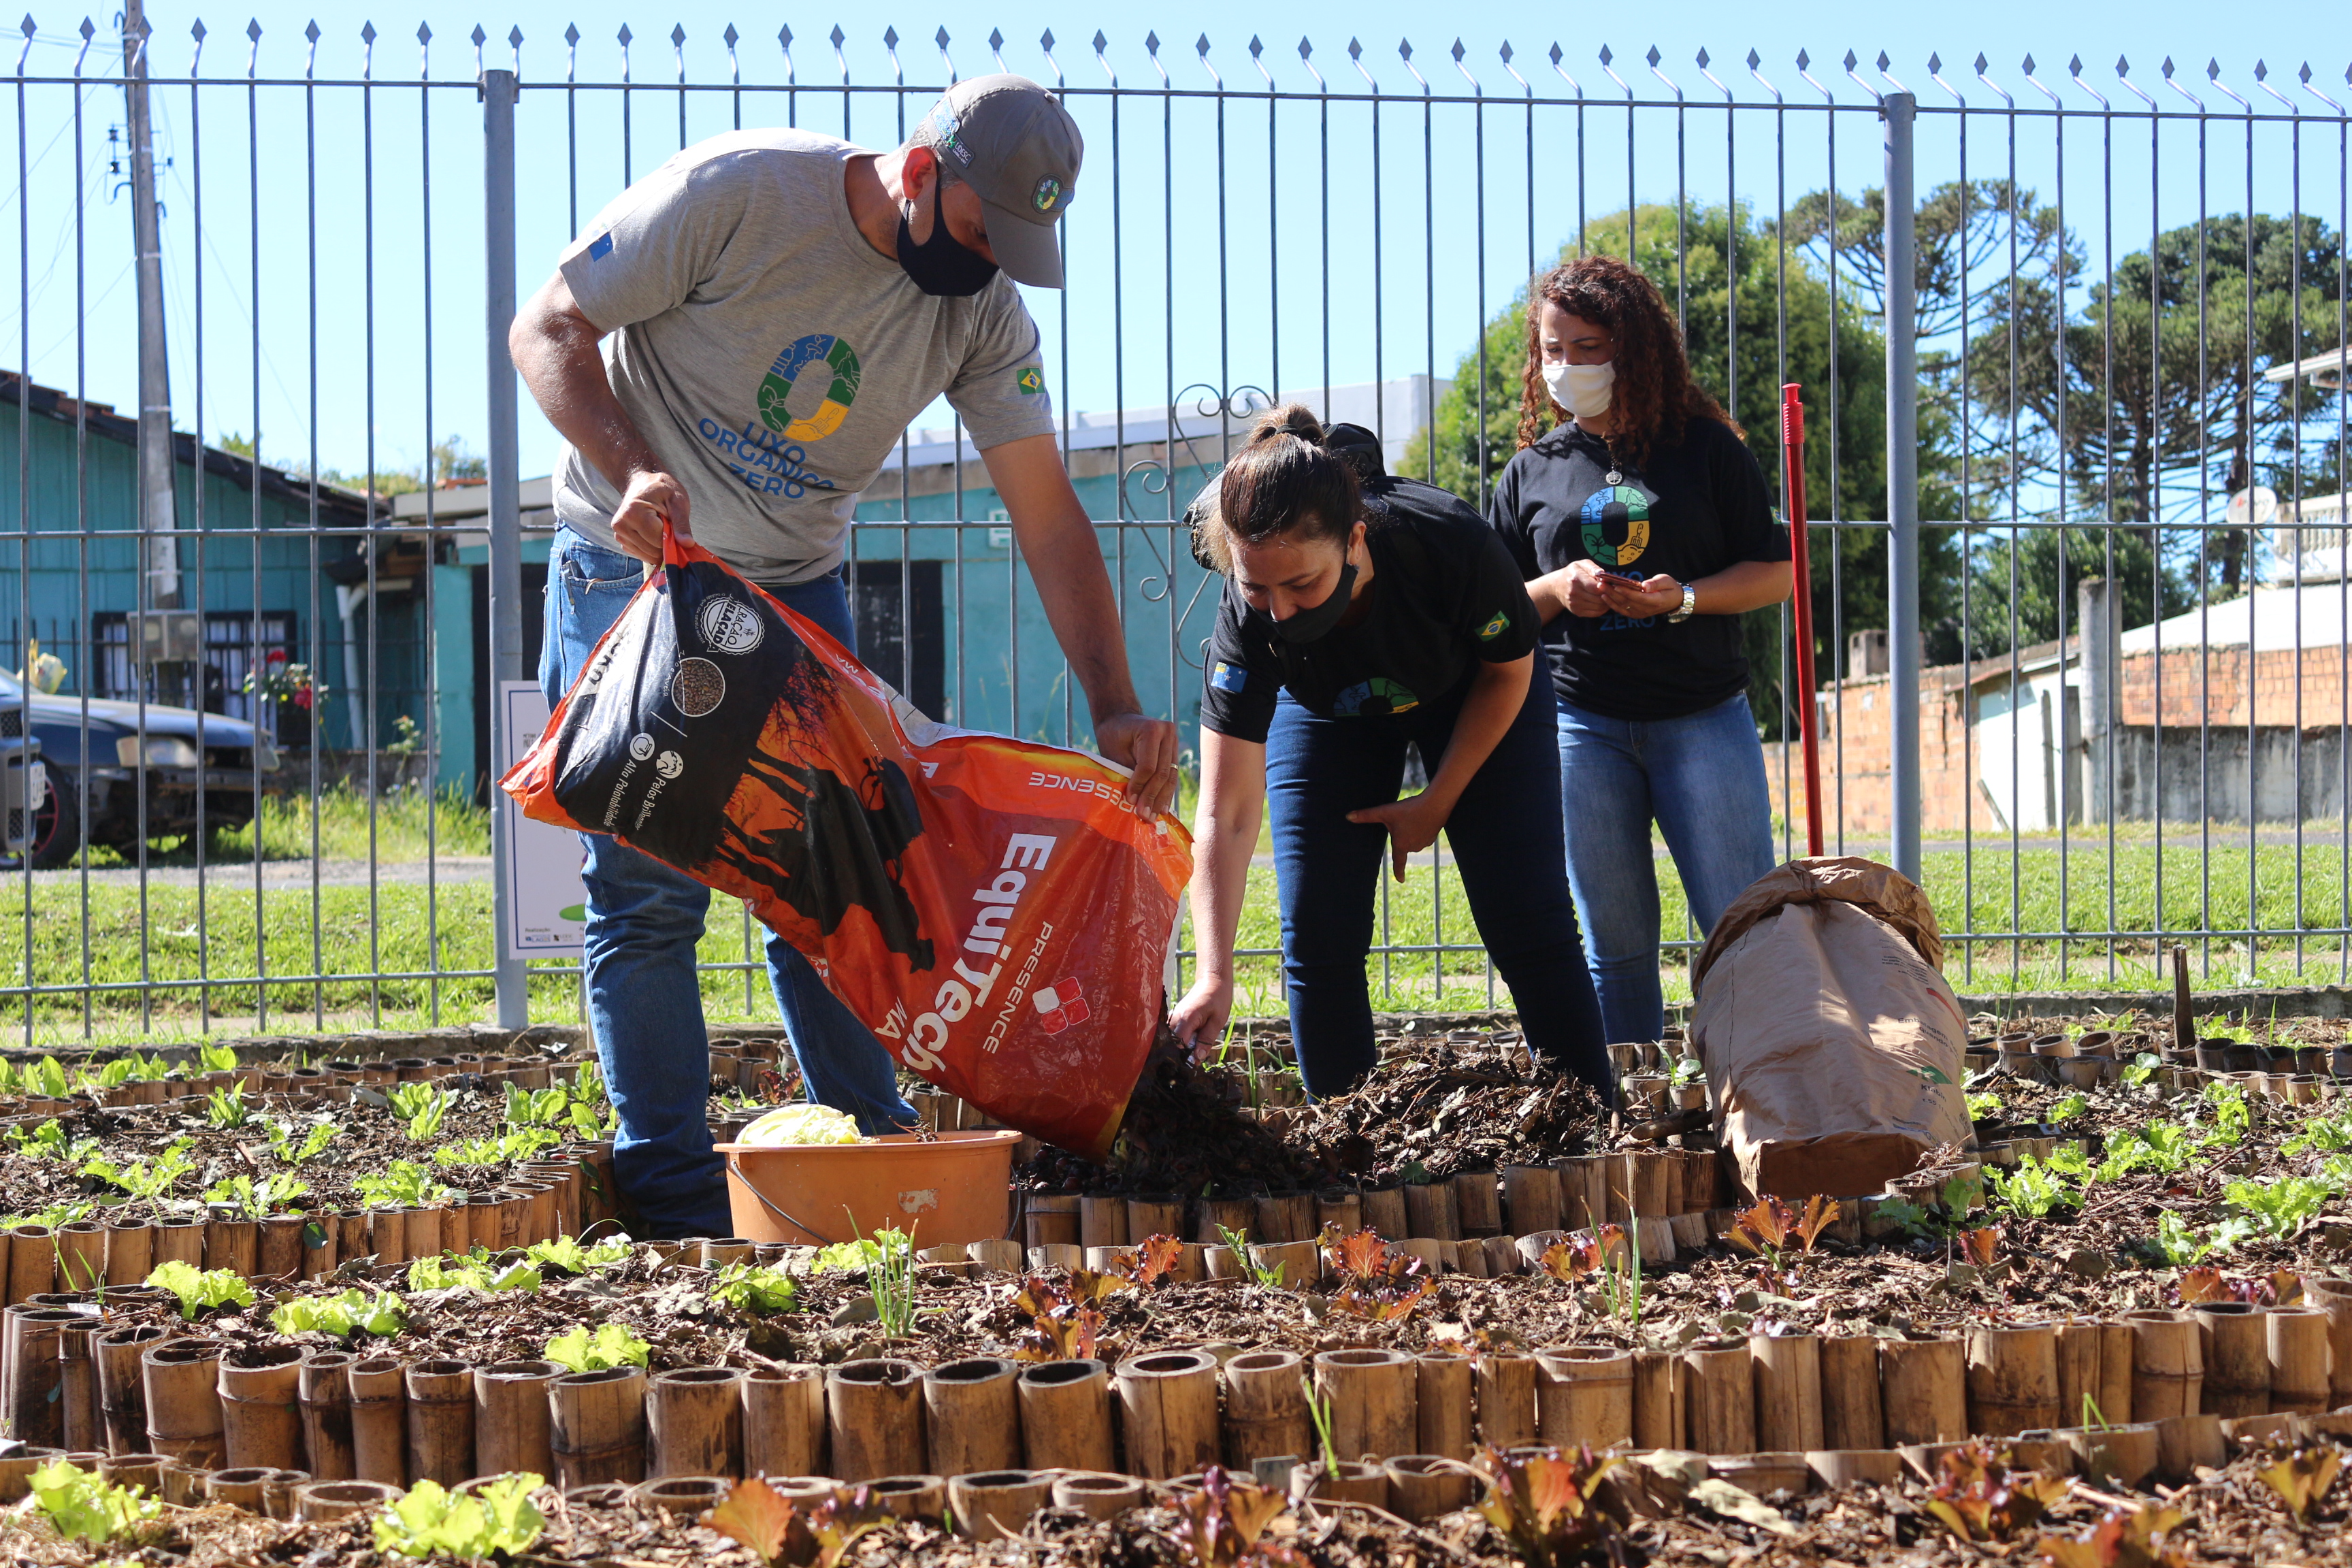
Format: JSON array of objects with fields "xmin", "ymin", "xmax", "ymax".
[{"xmin": 1762, "ymin": 642, "xmax": 2349, "ymax": 836}]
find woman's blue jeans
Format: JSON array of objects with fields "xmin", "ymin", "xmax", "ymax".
[
  {"xmin": 1264, "ymin": 672, "xmax": 1610, "ymax": 1100},
  {"xmin": 540, "ymin": 528, "xmax": 917, "ymax": 1237},
  {"xmin": 1554, "ymin": 690, "xmax": 1778, "ymax": 1045}
]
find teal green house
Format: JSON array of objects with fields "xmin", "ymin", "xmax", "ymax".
[{"xmin": 0, "ymin": 370, "xmax": 393, "ymax": 753}]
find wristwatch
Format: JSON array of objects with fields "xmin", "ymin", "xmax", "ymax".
[{"xmin": 1667, "ymin": 581, "xmax": 1697, "ymax": 623}]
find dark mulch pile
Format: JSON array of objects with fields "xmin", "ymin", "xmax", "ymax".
[{"xmin": 1020, "ymin": 1030, "xmax": 1606, "ymax": 1196}]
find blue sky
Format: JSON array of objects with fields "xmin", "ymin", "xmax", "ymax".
[{"xmin": 2, "ymin": 0, "xmax": 2345, "ymax": 490}]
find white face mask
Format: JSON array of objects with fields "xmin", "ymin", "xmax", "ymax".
[{"xmin": 1543, "ymin": 359, "xmax": 1615, "ymax": 420}]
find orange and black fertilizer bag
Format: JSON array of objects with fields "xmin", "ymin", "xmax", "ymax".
[{"xmin": 501, "ymin": 527, "xmax": 1192, "ymax": 1158}]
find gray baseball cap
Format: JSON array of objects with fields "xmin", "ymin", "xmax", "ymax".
[{"xmin": 913, "ymin": 74, "xmax": 1081, "ymax": 288}]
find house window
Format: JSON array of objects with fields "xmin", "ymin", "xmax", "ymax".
[{"xmin": 93, "ymin": 610, "xmax": 298, "ymax": 723}]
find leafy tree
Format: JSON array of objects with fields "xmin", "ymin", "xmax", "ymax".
[{"xmin": 1973, "ymin": 211, "xmax": 2345, "ymax": 594}]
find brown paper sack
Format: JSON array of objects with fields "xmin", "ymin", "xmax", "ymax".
[{"xmin": 1690, "ymin": 858, "xmax": 1972, "ymax": 1200}]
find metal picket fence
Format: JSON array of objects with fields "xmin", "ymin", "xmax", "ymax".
[{"xmin": 0, "ymin": 16, "xmax": 2345, "ymax": 1042}]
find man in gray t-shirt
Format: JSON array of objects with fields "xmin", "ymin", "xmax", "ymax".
[{"xmin": 511, "ymin": 75, "xmax": 1177, "ymax": 1237}]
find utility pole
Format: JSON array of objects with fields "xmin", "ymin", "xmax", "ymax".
[{"xmin": 122, "ymin": 0, "xmax": 179, "ymax": 615}]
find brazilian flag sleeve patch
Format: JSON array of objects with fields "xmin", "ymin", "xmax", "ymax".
[
  {"xmin": 1476, "ymin": 609, "xmax": 1512, "ymax": 641},
  {"xmin": 1014, "ymin": 366, "xmax": 1046, "ymax": 396},
  {"xmin": 1209, "ymin": 662, "xmax": 1247, "ymax": 693}
]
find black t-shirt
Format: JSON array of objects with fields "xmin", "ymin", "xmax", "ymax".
[
  {"xmin": 1199, "ymin": 476, "xmax": 1539, "ymax": 745},
  {"xmin": 1487, "ymin": 414, "xmax": 1788, "ymax": 721}
]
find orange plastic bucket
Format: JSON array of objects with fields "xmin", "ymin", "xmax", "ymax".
[{"xmin": 715, "ymin": 1130, "xmax": 1022, "ymax": 1248}]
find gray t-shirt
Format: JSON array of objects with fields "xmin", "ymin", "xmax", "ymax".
[{"xmin": 553, "ymin": 129, "xmax": 1056, "ymax": 583}]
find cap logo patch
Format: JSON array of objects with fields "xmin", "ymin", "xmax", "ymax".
[{"xmin": 1032, "ymin": 176, "xmax": 1062, "ymax": 214}]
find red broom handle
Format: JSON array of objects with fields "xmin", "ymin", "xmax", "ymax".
[{"xmin": 1782, "ymin": 385, "xmax": 1825, "ymax": 858}]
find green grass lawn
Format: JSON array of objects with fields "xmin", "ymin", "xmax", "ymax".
[{"xmin": 3, "ymin": 798, "xmax": 2349, "ymax": 1045}]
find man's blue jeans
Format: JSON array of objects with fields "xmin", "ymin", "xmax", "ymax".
[
  {"xmin": 540, "ymin": 528, "xmax": 917, "ymax": 1236},
  {"xmin": 1554, "ymin": 690, "xmax": 1778, "ymax": 1045},
  {"xmin": 1264, "ymin": 670, "xmax": 1610, "ymax": 1101}
]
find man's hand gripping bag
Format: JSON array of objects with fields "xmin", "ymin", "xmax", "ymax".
[
  {"xmin": 1688, "ymin": 857, "xmax": 1973, "ymax": 1202},
  {"xmin": 501, "ymin": 527, "xmax": 1192, "ymax": 1158}
]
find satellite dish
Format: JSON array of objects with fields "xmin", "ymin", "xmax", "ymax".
[{"xmin": 2226, "ymin": 485, "xmax": 2279, "ymax": 531}]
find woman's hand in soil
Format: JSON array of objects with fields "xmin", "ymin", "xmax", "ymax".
[
  {"xmin": 1171, "ymin": 974, "xmax": 1236, "ymax": 1060},
  {"xmin": 1346, "ymin": 791, "xmax": 1453, "ymax": 881}
]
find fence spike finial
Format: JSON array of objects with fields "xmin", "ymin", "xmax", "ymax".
[
  {"xmin": 2116, "ymin": 54, "xmax": 2128, "ymax": 77},
  {"xmin": 1793, "ymin": 47, "xmax": 1806, "ymax": 69},
  {"xmin": 1695, "ymin": 46, "xmax": 1709, "ymax": 68},
  {"xmin": 671, "ymin": 23, "xmax": 684, "ymax": 48},
  {"xmin": 883, "ymin": 25, "xmax": 898, "ymax": 50},
  {"xmin": 1298, "ymin": 36, "xmax": 1311, "ymax": 61},
  {"xmin": 2298, "ymin": 61, "xmax": 2310, "ymax": 84},
  {"xmin": 1450, "ymin": 37, "xmax": 1462, "ymax": 63},
  {"xmin": 1841, "ymin": 48, "xmax": 1857, "ymax": 71},
  {"xmin": 2068, "ymin": 52, "xmax": 2081, "ymax": 75},
  {"xmin": 413, "ymin": 21, "xmax": 426, "ymax": 45},
  {"xmin": 1397, "ymin": 37, "xmax": 1411, "ymax": 61},
  {"xmin": 2253, "ymin": 58, "xmax": 2268, "ymax": 80},
  {"xmin": 1598, "ymin": 44, "xmax": 1612, "ymax": 65},
  {"xmin": 1094, "ymin": 29, "xmax": 1109, "ymax": 55},
  {"xmin": 1927, "ymin": 51, "xmax": 1941, "ymax": 73},
  {"xmin": 1251, "ymin": 35, "xmax": 1264, "ymax": 59},
  {"xmin": 1644, "ymin": 44, "xmax": 1659, "ymax": 67},
  {"xmin": 1747, "ymin": 47, "xmax": 1761, "ymax": 69},
  {"xmin": 617, "ymin": 22, "xmax": 630, "ymax": 46},
  {"xmin": 1500, "ymin": 40, "xmax": 1514, "ymax": 63},
  {"xmin": 2206, "ymin": 57, "xmax": 2219, "ymax": 79},
  {"xmin": 2021, "ymin": 52, "xmax": 2035, "ymax": 74},
  {"xmin": 2160, "ymin": 55, "xmax": 2173, "ymax": 77},
  {"xmin": 723, "ymin": 23, "xmax": 738, "ymax": 49},
  {"xmin": 564, "ymin": 22, "xmax": 578, "ymax": 47},
  {"xmin": 1041, "ymin": 28, "xmax": 1056, "ymax": 54},
  {"xmin": 1347, "ymin": 37, "xmax": 1360, "ymax": 61}
]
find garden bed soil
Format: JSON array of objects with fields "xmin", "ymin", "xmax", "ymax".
[{"xmin": 12, "ymin": 1439, "xmax": 2351, "ymax": 1568}]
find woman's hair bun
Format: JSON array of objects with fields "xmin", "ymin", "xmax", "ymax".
[{"xmin": 1248, "ymin": 402, "xmax": 1328, "ymax": 447}]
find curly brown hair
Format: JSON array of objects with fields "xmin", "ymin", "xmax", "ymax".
[{"xmin": 1514, "ymin": 254, "xmax": 1741, "ymax": 470}]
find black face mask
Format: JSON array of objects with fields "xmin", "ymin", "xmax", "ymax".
[
  {"xmin": 896, "ymin": 185, "xmax": 1000, "ymax": 297},
  {"xmin": 1252, "ymin": 561, "xmax": 1358, "ymax": 646}
]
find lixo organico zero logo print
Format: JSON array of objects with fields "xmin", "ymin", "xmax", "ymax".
[
  {"xmin": 757, "ymin": 333, "xmax": 863, "ymax": 442},
  {"xmin": 1580, "ymin": 484, "xmax": 1652, "ymax": 568}
]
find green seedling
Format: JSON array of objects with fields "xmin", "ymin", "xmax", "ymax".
[
  {"xmin": 2048, "ymin": 1092, "xmax": 2091, "ymax": 1123},
  {"xmin": 373, "ymin": 1473, "xmax": 545, "ymax": 1561},
  {"xmin": 2198, "ymin": 1080, "xmax": 2251, "ymax": 1147},
  {"xmin": 145, "ymin": 1260, "xmax": 256, "ymax": 1320},
  {"xmin": 433, "ymin": 1128, "xmax": 561, "ymax": 1167},
  {"xmin": 3, "ymin": 1200, "xmax": 95, "ymax": 1230},
  {"xmin": 2119, "ymin": 1052, "xmax": 2161, "ymax": 1089},
  {"xmin": 27, "ymin": 1460, "xmax": 162, "ymax": 1548},
  {"xmin": 266, "ymin": 1119, "xmax": 338, "ymax": 1165},
  {"xmin": 2221, "ymin": 1175, "xmax": 2334, "ymax": 1241},
  {"xmin": 82, "ymin": 1147, "xmax": 199, "ymax": 1213},
  {"xmin": 270, "ymin": 1288, "xmax": 407, "ymax": 1339},
  {"xmin": 388, "ymin": 1083, "xmax": 450, "ymax": 1141},
  {"xmin": 710, "ymin": 1262, "xmax": 802, "ymax": 1316},
  {"xmin": 2282, "ymin": 1112, "xmax": 2352, "ymax": 1156},
  {"xmin": 864, "ymin": 1223, "xmax": 919, "ymax": 1337},
  {"xmin": 2097, "ymin": 1123, "xmax": 2199, "ymax": 1180},
  {"xmin": 1216, "ymin": 1222, "xmax": 1286, "ymax": 1289},
  {"xmin": 408, "ymin": 1254, "xmax": 543, "ymax": 1294},
  {"xmin": 197, "ymin": 1042, "xmax": 240, "ymax": 1073},
  {"xmin": 524, "ymin": 1235, "xmax": 634, "ymax": 1275},
  {"xmin": 1298, "ymin": 1373, "xmax": 1341, "ymax": 1480},
  {"xmin": 204, "ymin": 1171, "xmax": 310, "ymax": 1220},
  {"xmin": 542, "ymin": 1323, "xmax": 649, "ymax": 1373},
  {"xmin": 7, "ymin": 1120, "xmax": 99, "ymax": 1162},
  {"xmin": 206, "ymin": 1083, "xmax": 252, "ymax": 1129},
  {"xmin": 351, "ymin": 1158, "xmax": 459, "ymax": 1211},
  {"xmin": 1986, "ymin": 1157, "xmax": 2080, "ymax": 1220}
]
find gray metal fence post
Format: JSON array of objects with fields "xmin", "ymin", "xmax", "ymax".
[
  {"xmin": 483, "ymin": 66, "xmax": 528, "ymax": 1029},
  {"xmin": 1881, "ymin": 90, "xmax": 1921, "ymax": 881}
]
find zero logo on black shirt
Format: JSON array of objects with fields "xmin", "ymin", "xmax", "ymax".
[
  {"xmin": 1580, "ymin": 485, "xmax": 1652, "ymax": 568},
  {"xmin": 1332, "ymin": 677, "xmax": 1420, "ymax": 717}
]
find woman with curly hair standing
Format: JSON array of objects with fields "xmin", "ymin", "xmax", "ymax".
[{"xmin": 1487, "ymin": 254, "xmax": 1793, "ymax": 1046}]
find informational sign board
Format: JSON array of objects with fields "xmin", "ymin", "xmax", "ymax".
[{"xmin": 499, "ymin": 681, "xmax": 588, "ymax": 958}]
